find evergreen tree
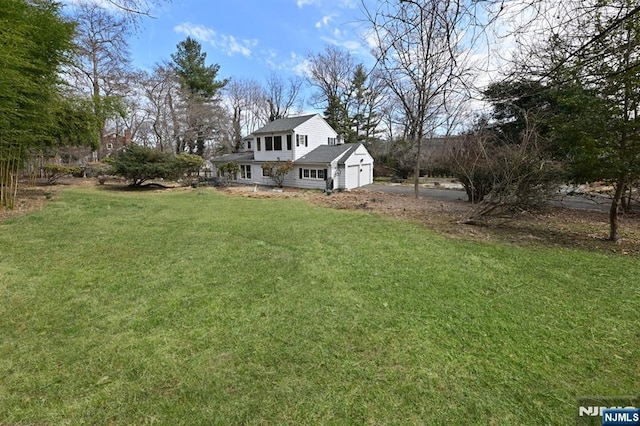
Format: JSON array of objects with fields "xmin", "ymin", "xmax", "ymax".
[
  {"xmin": 548, "ymin": 0, "xmax": 640, "ymax": 241},
  {"xmin": 171, "ymin": 37, "xmax": 228, "ymax": 156}
]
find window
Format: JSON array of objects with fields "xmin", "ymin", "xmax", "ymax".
[
  {"xmin": 300, "ymin": 168, "xmax": 326, "ymax": 180},
  {"xmin": 257, "ymin": 137, "xmax": 261, "ymax": 151},
  {"xmin": 297, "ymin": 134, "xmax": 307, "ymax": 147},
  {"xmin": 262, "ymin": 166, "xmax": 271, "ymax": 177},
  {"xmin": 265, "ymin": 136, "xmax": 273, "ymax": 151},
  {"xmin": 286, "ymin": 135, "xmax": 292, "ymax": 150},
  {"xmin": 273, "ymin": 135, "xmax": 282, "ymax": 150},
  {"xmin": 106, "ymin": 143, "xmax": 113, "ymax": 150},
  {"xmin": 328, "ymin": 137, "xmax": 337, "ymax": 145},
  {"xmin": 240, "ymin": 165, "xmax": 251, "ymax": 179},
  {"xmin": 247, "ymin": 140, "xmax": 252, "ymax": 150}
]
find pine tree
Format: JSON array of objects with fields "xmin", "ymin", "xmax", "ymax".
[{"xmin": 171, "ymin": 37, "xmax": 228, "ymax": 156}]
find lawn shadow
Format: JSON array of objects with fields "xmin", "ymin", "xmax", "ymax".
[
  {"xmin": 96, "ymin": 182, "xmax": 178, "ymax": 192},
  {"xmin": 462, "ymin": 208, "xmax": 640, "ymax": 255}
]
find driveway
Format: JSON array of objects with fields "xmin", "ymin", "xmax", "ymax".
[{"xmin": 362, "ymin": 183, "xmax": 612, "ymax": 212}]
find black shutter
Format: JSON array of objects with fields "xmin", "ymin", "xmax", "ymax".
[
  {"xmin": 324, "ymin": 169, "xmax": 328, "ymax": 180},
  {"xmin": 299, "ymin": 168, "xmax": 302, "ymax": 179}
]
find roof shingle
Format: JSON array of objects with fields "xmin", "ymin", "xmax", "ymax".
[
  {"xmin": 295, "ymin": 144, "xmax": 357, "ymax": 164},
  {"xmin": 210, "ymin": 152, "xmax": 254, "ymax": 163},
  {"xmin": 252, "ymin": 114, "xmax": 317, "ymax": 134}
]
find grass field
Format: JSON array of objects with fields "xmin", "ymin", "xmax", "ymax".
[{"xmin": 0, "ymin": 186, "xmax": 638, "ymax": 424}]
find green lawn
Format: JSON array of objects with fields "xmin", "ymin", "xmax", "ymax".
[{"xmin": 0, "ymin": 187, "xmax": 637, "ymax": 425}]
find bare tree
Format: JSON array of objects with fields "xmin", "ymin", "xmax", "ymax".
[
  {"xmin": 224, "ymin": 78, "xmax": 267, "ymax": 152},
  {"xmin": 364, "ymin": 0, "xmax": 473, "ymax": 198},
  {"xmin": 68, "ymin": 1, "xmax": 131, "ymax": 149},
  {"xmin": 109, "ymin": 70, "xmax": 152, "ymax": 145},
  {"xmin": 264, "ymin": 71, "xmax": 305, "ymax": 122},
  {"xmin": 307, "ymin": 45, "xmax": 356, "ymax": 108},
  {"xmin": 307, "ymin": 45, "xmax": 358, "ymax": 137},
  {"xmin": 142, "ymin": 64, "xmax": 180, "ymax": 152}
]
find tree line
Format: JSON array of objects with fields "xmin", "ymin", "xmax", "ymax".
[{"xmin": 2, "ymin": 0, "xmax": 640, "ymax": 240}]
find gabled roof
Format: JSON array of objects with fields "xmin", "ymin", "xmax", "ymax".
[
  {"xmin": 252, "ymin": 114, "xmax": 318, "ymax": 134},
  {"xmin": 295, "ymin": 144, "xmax": 357, "ymax": 164},
  {"xmin": 337, "ymin": 143, "xmax": 363, "ymax": 165},
  {"xmin": 210, "ymin": 152, "xmax": 254, "ymax": 163}
]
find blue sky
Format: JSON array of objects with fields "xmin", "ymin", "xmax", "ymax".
[{"xmin": 129, "ymin": 0, "xmax": 375, "ymax": 84}]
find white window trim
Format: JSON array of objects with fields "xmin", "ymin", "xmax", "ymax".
[
  {"xmin": 300, "ymin": 168, "xmax": 326, "ymax": 180},
  {"xmin": 240, "ymin": 164, "xmax": 251, "ymax": 179}
]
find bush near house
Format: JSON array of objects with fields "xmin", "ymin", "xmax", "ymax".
[
  {"xmin": 261, "ymin": 160, "xmax": 294, "ymax": 187},
  {"xmin": 175, "ymin": 153, "xmax": 205, "ymax": 177},
  {"xmin": 218, "ymin": 162, "xmax": 240, "ymax": 185}
]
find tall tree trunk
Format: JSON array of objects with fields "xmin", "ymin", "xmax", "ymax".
[
  {"xmin": 167, "ymin": 92, "xmax": 182, "ymax": 154},
  {"xmin": 413, "ymin": 136, "xmax": 421, "ymax": 199},
  {"xmin": 609, "ymin": 173, "xmax": 626, "ymax": 242}
]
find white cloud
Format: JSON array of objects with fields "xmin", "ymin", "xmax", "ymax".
[
  {"xmin": 296, "ymin": 0, "xmax": 319, "ymax": 8},
  {"xmin": 321, "ymin": 36, "xmax": 363, "ymax": 53},
  {"xmin": 264, "ymin": 50, "xmax": 311, "ymax": 78},
  {"xmin": 315, "ymin": 15, "xmax": 335, "ymax": 28},
  {"xmin": 174, "ymin": 22, "xmax": 257, "ymax": 58},
  {"xmin": 174, "ymin": 23, "xmax": 216, "ymax": 43},
  {"xmin": 292, "ymin": 56, "xmax": 312, "ymax": 78},
  {"xmin": 220, "ymin": 34, "xmax": 257, "ymax": 57},
  {"xmin": 338, "ymin": 0, "xmax": 357, "ymax": 8}
]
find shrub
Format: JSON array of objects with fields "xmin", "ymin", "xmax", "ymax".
[
  {"xmin": 85, "ymin": 162, "xmax": 113, "ymax": 178},
  {"xmin": 217, "ymin": 162, "xmax": 239, "ymax": 185},
  {"xmin": 111, "ymin": 145, "xmax": 178, "ymax": 186},
  {"xmin": 42, "ymin": 164, "xmax": 81, "ymax": 184},
  {"xmin": 174, "ymin": 154, "xmax": 205, "ymax": 177},
  {"xmin": 261, "ymin": 160, "xmax": 294, "ymax": 187}
]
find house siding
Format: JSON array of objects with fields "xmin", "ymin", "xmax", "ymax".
[
  {"xmin": 292, "ymin": 164, "xmax": 334, "ymax": 190},
  {"xmin": 291, "ymin": 117, "xmax": 338, "ymax": 160},
  {"xmin": 253, "ymin": 134, "xmax": 294, "ymax": 162}
]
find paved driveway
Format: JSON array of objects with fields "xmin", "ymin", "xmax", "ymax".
[{"xmin": 362, "ymin": 183, "xmax": 612, "ymax": 212}]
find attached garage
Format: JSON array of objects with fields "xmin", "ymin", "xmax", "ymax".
[
  {"xmin": 295, "ymin": 142, "xmax": 374, "ymax": 190},
  {"xmin": 339, "ymin": 145, "xmax": 374, "ymax": 190}
]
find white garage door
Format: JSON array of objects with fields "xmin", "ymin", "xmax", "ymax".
[
  {"xmin": 347, "ymin": 165, "xmax": 359, "ymax": 189},
  {"xmin": 360, "ymin": 164, "xmax": 372, "ymax": 186},
  {"xmin": 346, "ymin": 163, "xmax": 372, "ymax": 188}
]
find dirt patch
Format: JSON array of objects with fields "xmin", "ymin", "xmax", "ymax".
[
  {"xmin": 0, "ymin": 186, "xmax": 58, "ymax": 222},
  {"xmin": 3, "ymin": 181, "xmax": 638, "ymax": 256},
  {"xmin": 223, "ymin": 185, "xmax": 640, "ymax": 256}
]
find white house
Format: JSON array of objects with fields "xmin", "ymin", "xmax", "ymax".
[{"xmin": 210, "ymin": 114, "xmax": 374, "ymax": 190}]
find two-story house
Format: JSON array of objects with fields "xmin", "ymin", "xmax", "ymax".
[{"xmin": 210, "ymin": 114, "xmax": 374, "ymax": 190}]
